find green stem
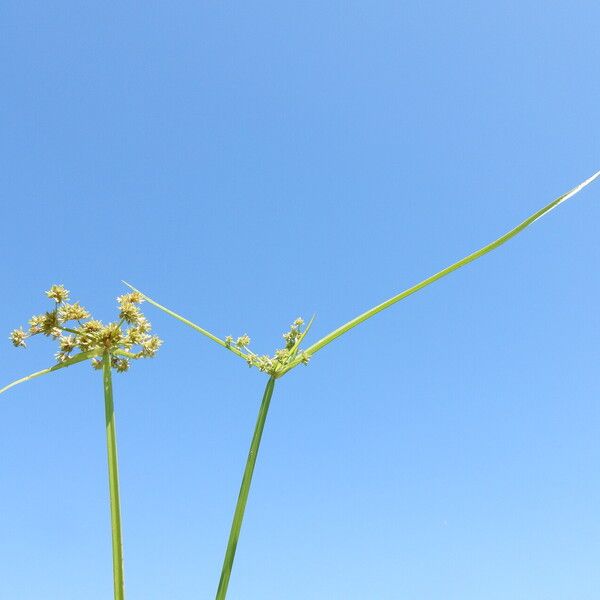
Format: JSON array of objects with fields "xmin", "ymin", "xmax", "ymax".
[
  {"xmin": 103, "ymin": 352, "xmax": 126, "ymax": 600},
  {"xmin": 215, "ymin": 377, "xmax": 276, "ymax": 600},
  {"xmin": 59, "ymin": 326, "xmax": 82, "ymax": 335}
]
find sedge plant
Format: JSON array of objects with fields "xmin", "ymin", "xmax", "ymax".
[
  {"xmin": 1, "ymin": 287, "xmax": 162, "ymax": 600},
  {"xmin": 128, "ymin": 171, "xmax": 600, "ymax": 599}
]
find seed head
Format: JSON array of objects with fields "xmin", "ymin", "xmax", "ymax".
[
  {"xmin": 236, "ymin": 334, "xmax": 251, "ymax": 348},
  {"xmin": 111, "ymin": 356, "xmax": 130, "ymax": 373},
  {"xmin": 58, "ymin": 302, "xmax": 90, "ymax": 322},
  {"xmin": 99, "ymin": 323, "xmax": 123, "ymax": 349},
  {"xmin": 274, "ymin": 349, "xmax": 290, "ymax": 363},
  {"xmin": 119, "ymin": 302, "xmax": 142, "ymax": 324},
  {"xmin": 59, "ymin": 335, "xmax": 78, "ymax": 353},
  {"xmin": 117, "ymin": 292, "xmax": 143, "ymax": 305},
  {"xmin": 123, "ymin": 327, "xmax": 144, "ymax": 347},
  {"xmin": 41, "ymin": 312, "xmax": 59, "ymax": 336},
  {"xmin": 139, "ymin": 335, "xmax": 162, "ymax": 357},
  {"xmin": 46, "ymin": 284, "xmax": 70, "ymax": 304},
  {"xmin": 135, "ymin": 317, "xmax": 151, "ymax": 333},
  {"xmin": 55, "ymin": 350, "xmax": 70, "ymax": 363},
  {"xmin": 28, "ymin": 315, "xmax": 45, "ymax": 335},
  {"xmin": 9, "ymin": 286, "xmax": 162, "ymax": 373},
  {"xmin": 81, "ymin": 319, "xmax": 103, "ymax": 333},
  {"xmin": 10, "ymin": 327, "xmax": 27, "ymax": 348},
  {"xmin": 231, "ymin": 317, "xmax": 309, "ymax": 376}
]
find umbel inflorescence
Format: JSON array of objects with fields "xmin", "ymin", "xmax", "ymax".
[
  {"xmin": 9, "ymin": 285, "xmax": 162, "ymax": 372},
  {"xmin": 224, "ymin": 317, "xmax": 311, "ymax": 376}
]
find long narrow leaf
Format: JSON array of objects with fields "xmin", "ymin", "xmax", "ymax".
[
  {"xmin": 122, "ymin": 282, "xmax": 248, "ymax": 362},
  {"xmin": 286, "ymin": 170, "xmax": 599, "ymax": 368},
  {"xmin": 0, "ymin": 349, "xmax": 100, "ymax": 395}
]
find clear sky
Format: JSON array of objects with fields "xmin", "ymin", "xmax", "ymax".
[{"xmin": 1, "ymin": 3, "xmax": 599, "ymax": 599}]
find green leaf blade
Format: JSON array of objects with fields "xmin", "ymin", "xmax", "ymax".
[
  {"xmin": 0, "ymin": 349, "xmax": 101, "ymax": 395},
  {"xmin": 300, "ymin": 170, "xmax": 600, "ymax": 361},
  {"xmin": 122, "ymin": 282, "xmax": 248, "ymax": 362}
]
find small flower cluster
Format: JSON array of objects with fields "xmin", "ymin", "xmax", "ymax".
[
  {"xmin": 225, "ymin": 318, "xmax": 310, "ymax": 376},
  {"xmin": 9, "ymin": 286, "xmax": 162, "ymax": 372}
]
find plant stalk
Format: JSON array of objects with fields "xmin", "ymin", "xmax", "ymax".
[
  {"xmin": 215, "ymin": 377, "xmax": 276, "ymax": 600},
  {"xmin": 103, "ymin": 352, "xmax": 126, "ymax": 600}
]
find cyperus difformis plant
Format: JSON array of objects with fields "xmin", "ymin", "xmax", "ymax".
[
  {"xmin": 2, "ymin": 286, "xmax": 162, "ymax": 600},
  {"xmin": 127, "ymin": 170, "xmax": 599, "ymax": 600}
]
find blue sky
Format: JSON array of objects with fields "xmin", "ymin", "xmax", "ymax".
[{"xmin": 1, "ymin": 2, "xmax": 599, "ymax": 599}]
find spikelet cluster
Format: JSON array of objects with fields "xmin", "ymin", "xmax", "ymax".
[
  {"xmin": 225, "ymin": 317, "xmax": 309, "ymax": 376},
  {"xmin": 9, "ymin": 286, "xmax": 162, "ymax": 372}
]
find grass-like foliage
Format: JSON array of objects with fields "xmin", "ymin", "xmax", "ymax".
[
  {"xmin": 2, "ymin": 287, "xmax": 162, "ymax": 600},
  {"xmin": 1, "ymin": 172, "xmax": 597, "ymax": 598},
  {"xmin": 126, "ymin": 170, "xmax": 599, "ymax": 600}
]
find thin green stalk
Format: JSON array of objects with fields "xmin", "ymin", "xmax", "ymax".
[
  {"xmin": 103, "ymin": 352, "xmax": 126, "ymax": 600},
  {"xmin": 215, "ymin": 377, "xmax": 276, "ymax": 600}
]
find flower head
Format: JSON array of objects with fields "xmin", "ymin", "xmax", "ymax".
[
  {"xmin": 117, "ymin": 292, "xmax": 144, "ymax": 325},
  {"xmin": 41, "ymin": 311, "xmax": 59, "ymax": 336},
  {"xmin": 46, "ymin": 284, "xmax": 70, "ymax": 304},
  {"xmin": 111, "ymin": 356, "xmax": 130, "ymax": 373},
  {"xmin": 117, "ymin": 292, "xmax": 143, "ymax": 305},
  {"xmin": 9, "ymin": 285, "xmax": 162, "ymax": 373},
  {"xmin": 58, "ymin": 302, "xmax": 90, "ymax": 322},
  {"xmin": 228, "ymin": 317, "xmax": 310, "ymax": 377},
  {"xmin": 139, "ymin": 335, "xmax": 162, "ymax": 357},
  {"xmin": 236, "ymin": 334, "xmax": 251, "ymax": 348},
  {"xmin": 9, "ymin": 327, "xmax": 27, "ymax": 348}
]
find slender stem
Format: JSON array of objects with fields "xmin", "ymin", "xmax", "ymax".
[
  {"xmin": 215, "ymin": 377, "xmax": 276, "ymax": 600},
  {"xmin": 103, "ymin": 352, "xmax": 126, "ymax": 600},
  {"xmin": 59, "ymin": 326, "xmax": 82, "ymax": 335}
]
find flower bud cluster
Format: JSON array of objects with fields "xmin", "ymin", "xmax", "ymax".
[
  {"xmin": 9, "ymin": 286, "xmax": 162, "ymax": 372},
  {"xmin": 226, "ymin": 317, "xmax": 310, "ymax": 376}
]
